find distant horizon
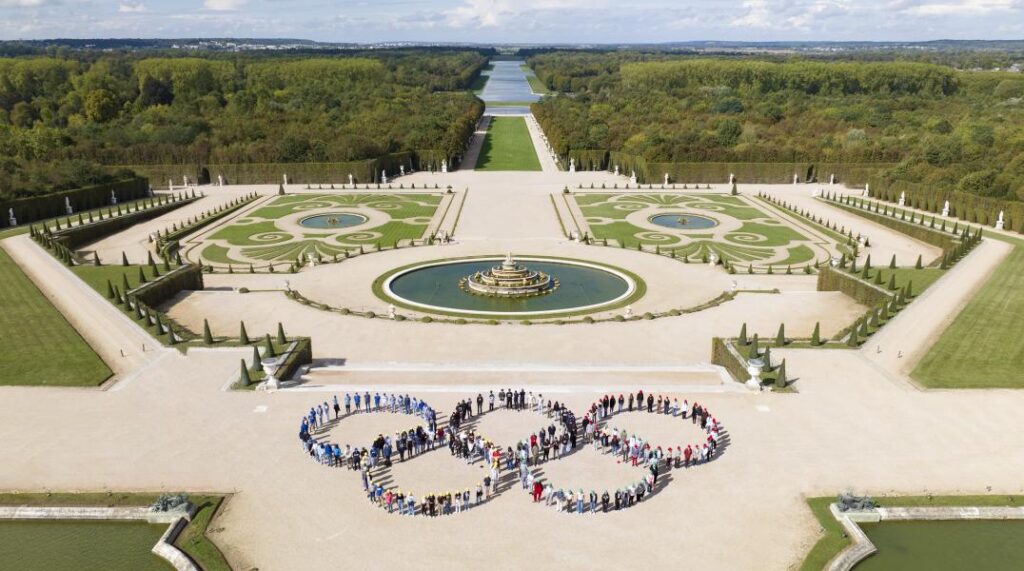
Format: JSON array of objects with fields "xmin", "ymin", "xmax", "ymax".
[
  {"xmin": 2, "ymin": 1, "xmax": 1023, "ymax": 45},
  {"xmin": 4, "ymin": 37, "xmax": 1024, "ymax": 48}
]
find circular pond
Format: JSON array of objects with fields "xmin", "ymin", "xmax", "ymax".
[
  {"xmin": 650, "ymin": 213, "xmax": 719, "ymax": 230},
  {"xmin": 299, "ymin": 213, "xmax": 367, "ymax": 229},
  {"xmin": 381, "ymin": 257, "xmax": 640, "ymax": 317}
]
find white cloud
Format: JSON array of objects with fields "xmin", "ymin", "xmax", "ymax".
[
  {"xmin": 731, "ymin": 0, "xmax": 851, "ymax": 31},
  {"xmin": 0, "ymin": 0, "xmax": 50, "ymax": 6},
  {"xmin": 118, "ymin": 1, "xmax": 144, "ymax": 13},
  {"xmin": 444, "ymin": 0, "xmax": 600, "ymax": 29},
  {"xmin": 900, "ymin": 0, "xmax": 1022, "ymax": 16},
  {"xmin": 204, "ymin": 0, "xmax": 247, "ymax": 11}
]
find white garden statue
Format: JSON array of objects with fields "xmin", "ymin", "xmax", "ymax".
[
  {"xmin": 183, "ymin": 175, "xmax": 189, "ymax": 187},
  {"xmin": 217, "ymin": 175, "xmax": 224, "ymax": 187},
  {"xmin": 729, "ymin": 173, "xmax": 736, "ymax": 184},
  {"xmin": 110, "ymin": 190, "xmax": 118, "ymax": 205},
  {"xmin": 400, "ymin": 165, "xmax": 405, "ymax": 176},
  {"xmin": 830, "ymin": 173, "xmax": 836, "ymax": 185},
  {"xmin": 942, "ymin": 200, "xmax": 950, "ymax": 217},
  {"xmin": 664, "ymin": 173, "xmax": 669, "ymax": 185},
  {"xmin": 168, "ymin": 179, "xmax": 174, "ymax": 191},
  {"xmin": 8, "ymin": 208, "xmax": 16, "ymax": 226},
  {"xmin": 348, "ymin": 173, "xmax": 354, "ymax": 185},
  {"xmin": 569, "ymin": 158, "xmax": 575, "ymax": 173},
  {"xmin": 381, "ymin": 170, "xmax": 388, "ymax": 184},
  {"xmin": 441, "ymin": 159, "xmax": 448, "ymax": 173},
  {"xmin": 898, "ymin": 191, "xmax": 906, "ymax": 207},
  {"xmin": 792, "ymin": 173, "xmax": 799, "ymax": 184},
  {"xmin": 65, "ymin": 197, "xmax": 73, "ymax": 215},
  {"xmin": 996, "ymin": 210, "xmax": 1005, "ymax": 231},
  {"xmin": 629, "ymin": 171, "xmax": 637, "ymax": 185},
  {"xmin": 613, "ymin": 164, "xmax": 619, "ymax": 176}
]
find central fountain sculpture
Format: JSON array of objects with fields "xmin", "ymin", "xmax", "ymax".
[{"xmin": 459, "ymin": 253, "xmax": 559, "ymax": 297}]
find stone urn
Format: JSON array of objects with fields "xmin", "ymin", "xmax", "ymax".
[{"xmin": 262, "ymin": 357, "xmax": 281, "ymax": 389}]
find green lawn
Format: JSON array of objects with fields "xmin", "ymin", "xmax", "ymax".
[
  {"xmin": 0, "ymin": 246, "xmax": 112, "ymax": 386},
  {"xmin": 912, "ymin": 243, "xmax": 1024, "ymax": 388},
  {"xmin": 800, "ymin": 495, "xmax": 1024, "ymax": 571},
  {"xmin": 0, "ymin": 493, "xmax": 231, "ymax": 571},
  {"xmin": 475, "ymin": 117, "xmax": 542, "ymax": 171},
  {"xmin": 520, "ymin": 64, "xmax": 551, "ymax": 94}
]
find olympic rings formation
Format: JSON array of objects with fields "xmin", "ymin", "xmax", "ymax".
[{"xmin": 297, "ymin": 389, "xmax": 727, "ymax": 517}]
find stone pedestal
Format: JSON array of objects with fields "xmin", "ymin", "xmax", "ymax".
[
  {"xmin": 262, "ymin": 358, "xmax": 281, "ymax": 390},
  {"xmin": 746, "ymin": 363, "xmax": 763, "ymax": 390}
]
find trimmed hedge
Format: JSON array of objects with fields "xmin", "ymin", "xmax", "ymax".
[
  {"xmin": 1, "ymin": 177, "xmax": 149, "ymax": 229},
  {"xmin": 711, "ymin": 337, "xmax": 748, "ymax": 383},
  {"xmin": 826, "ymin": 198, "xmax": 956, "ymax": 258},
  {"xmin": 562, "ymin": 154, "xmax": 889, "ymax": 186},
  {"xmin": 817, "ymin": 266, "xmax": 891, "ymax": 306},
  {"xmin": 48, "ymin": 195, "xmax": 199, "ymax": 250},
  {"xmin": 129, "ymin": 263, "xmax": 204, "ymax": 307},
  {"xmin": 868, "ymin": 176, "xmax": 1024, "ymax": 234},
  {"xmin": 276, "ymin": 337, "xmax": 313, "ymax": 382},
  {"xmin": 157, "ymin": 193, "xmax": 259, "ymax": 259},
  {"xmin": 122, "ymin": 151, "xmax": 457, "ymax": 188}
]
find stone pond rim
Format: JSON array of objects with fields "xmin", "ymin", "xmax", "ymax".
[{"xmin": 376, "ymin": 256, "xmax": 644, "ymax": 318}]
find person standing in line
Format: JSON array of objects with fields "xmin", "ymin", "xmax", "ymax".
[
  {"xmin": 344, "ymin": 393, "xmax": 352, "ymax": 415},
  {"xmin": 476, "ymin": 393, "xmax": 484, "ymax": 415},
  {"xmin": 488, "ymin": 391, "xmax": 495, "ymax": 411},
  {"xmin": 333, "ymin": 395, "xmax": 340, "ymax": 419}
]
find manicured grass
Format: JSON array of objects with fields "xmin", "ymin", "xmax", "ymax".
[
  {"xmin": 475, "ymin": 117, "xmax": 542, "ymax": 171},
  {"xmin": 0, "ymin": 520, "xmax": 171, "ymax": 571},
  {"xmin": 0, "ymin": 492, "xmax": 231, "ymax": 571},
  {"xmin": 202, "ymin": 193, "xmax": 441, "ymax": 264},
  {"xmin": 800, "ymin": 495, "xmax": 1024, "ymax": 571},
  {"xmin": 575, "ymin": 193, "xmax": 825, "ymax": 266},
  {"xmin": 0, "ymin": 246, "xmax": 112, "ymax": 386},
  {"xmin": 913, "ymin": 243, "xmax": 1024, "ymax": 388},
  {"xmin": 520, "ymin": 65, "xmax": 551, "ymax": 94}
]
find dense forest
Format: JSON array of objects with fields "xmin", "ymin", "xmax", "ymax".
[
  {"xmin": 529, "ymin": 52, "xmax": 1024, "ymax": 201},
  {"xmin": 0, "ymin": 49, "xmax": 487, "ymax": 200}
]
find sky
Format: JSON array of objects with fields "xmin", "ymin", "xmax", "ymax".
[{"xmin": 1, "ymin": 0, "xmax": 1023, "ymax": 43}]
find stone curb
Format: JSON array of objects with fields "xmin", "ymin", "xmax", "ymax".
[
  {"xmin": 0, "ymin": 506, "xmax": 198, "ymax": 571},
  {"xmin": 827, "ymin": 504, "xmax": 1024, "ymax": 571}
]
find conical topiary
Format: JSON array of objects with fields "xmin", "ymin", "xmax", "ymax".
[
  {"xmin": 763, "ymin": 346, "xmax": 772, "ymax": 369},
  {"xmin": 747, "ymin": 334, "xmax": 759, "ymax": 359},
  {"xmin": 264, "ymin": 334, "xmax": 276, "ymax": 358},
  {"xmin": 239, "ymin": 359, "xmax": 252, "ymax": 386},
  {"xmin": 203, "ymin": 319, "xmax": 214, "ymax": 345},
  {"xmin": 847, "ymin": 323, "xmax": 860, "ymax": 347},
  {"xmin": 93, "ymin": 252, "xmax": 101, "ymax": 266},
  {"xmin": 887, "ymin": 274, "xmax": 897, "ymax": 290},
  {"xmin": 138, "ymin": 266, "xmax": 147, "ymax": 284},
  {"xmin": 122, "ymin": 273, "xmax": 131, "ymax": 294},
  {"xmin": 277, "ymin": 322, "xmax": 287, "ymax": 344},
  {"xmin": 775, "ymin": 323, "xmax": 785, "ymax": 346},
  {"xmin": 105, "ymin": 279, "xmax": 115, "ymax": 299},
  {"xmin": 889, "ymin": 254, "xmax": 896, "ymax": 269},
  {"xmin": 775, "ymin": 360, "xmax": 787, "ymax": 388},
  {"xmin": 122, "ymin": 252, "xmax": 129, "ymax": 266},
  {"xmin": 239, "ymin": 321, "xmax": 250, "ymax": 344},
  {"xmin": 811, "ymin": 322, "xmax": 821, "ymax": 346},
  {"xmin": 738, "ymin": 323, "xmax": 748, "ymax": 346},
  {"xmin": 251, "ymin": 345, "xmax": 262, "ymax": 371}
]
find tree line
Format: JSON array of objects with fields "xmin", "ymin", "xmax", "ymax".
[
  {"xmin": 0, "ymin": 49, "xmax": 488, "ymax": 200},
  {"xmin": 528, "ymin": 52, "xmax": 1024, "ymax": 201}
]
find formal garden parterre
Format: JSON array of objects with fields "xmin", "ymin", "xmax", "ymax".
[
  {"xmin": 571, "ymin": 192, "xmax": 835, "ymax": 269},
  {"xmin": 190, "ymin": 192, "xmax": 445, "ymax": 269}
]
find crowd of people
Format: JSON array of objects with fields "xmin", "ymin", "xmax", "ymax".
[{"xmin": 295, "ymin": 388, "xmax": 726, "ymax": 516}]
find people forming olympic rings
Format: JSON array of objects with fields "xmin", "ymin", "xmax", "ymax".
[{"xmin": 298, "ymin": 388, "xmax": 726, "ymax": 517}]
